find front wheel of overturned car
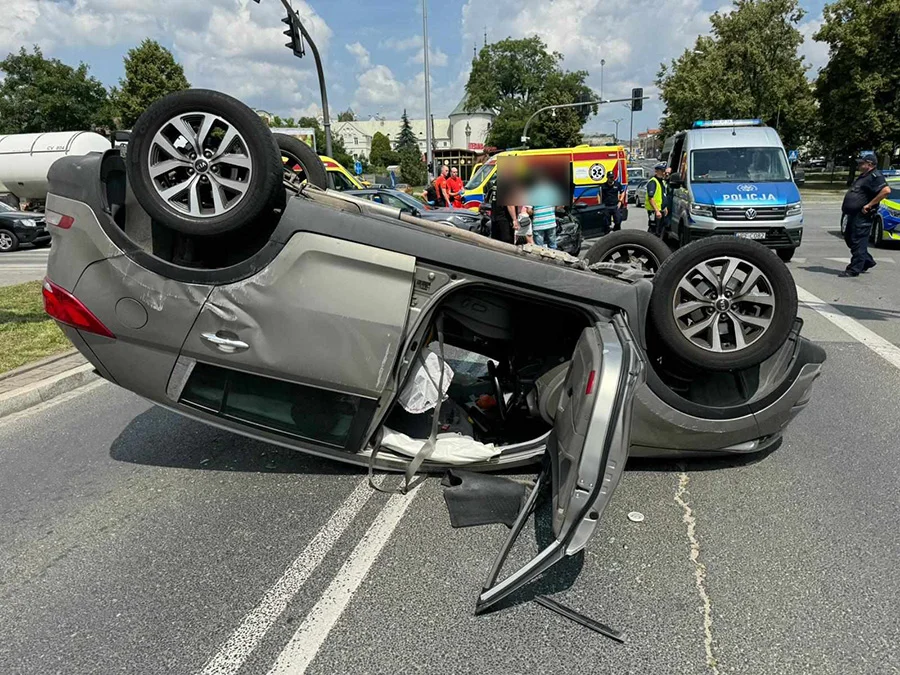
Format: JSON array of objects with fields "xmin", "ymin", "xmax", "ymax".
[
  {"xmin": 650, "ymin": 236, "xmax": 798, "ymax": 372},
  {"xmin": 127, "ymin": 89, "xmax": 283, "ymax": 237},
  {"xmin": 584, "ymin": 230, "xmax": 672, "ymax": 274}
]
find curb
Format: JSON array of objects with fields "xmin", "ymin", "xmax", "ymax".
[
  {"xmin": 0, "ymin": 364, "xmax": 99, "ymax": 419},
  {"xmin": 0, "ymin": 349, "xmax": 79, "ymax": 384}
]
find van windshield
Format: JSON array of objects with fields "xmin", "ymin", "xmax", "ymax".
[
  {"xmin": 691, "ymin": 147, "xmax": 792, "ymax": 183},
  {"xmin": 466, "ymin": 161, "xmax": 495, "ymax": 190}
]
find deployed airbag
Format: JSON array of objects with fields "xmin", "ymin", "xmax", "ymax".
[{"xmin": 380, "ymin": 427, "xmax": 498, "ymax": 465}]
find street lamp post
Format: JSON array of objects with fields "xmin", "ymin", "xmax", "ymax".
[
  {"xmin": 610, "ymin": 117, "xmax": 623, "ymax": 142},
  {"xmin": 600, "ymin": 59, "xmax": 606, "ymax": 100},
  {"xmin": 422, "ymin": 0, "xmax": 434, "ymax": 177}
]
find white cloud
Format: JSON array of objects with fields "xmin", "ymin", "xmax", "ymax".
[
  {"xmin": 460, "ymin": 0, "xmax": 725, "ymax": 131},
  {"xmin": 408, "ymin": 47, "xmax": 449, "ymax": 67},
  {"xmin": 346, "ymin": 41, "xmax": 371, "ymax": 69},
  {"xmin": 799, "ymin": 16, "xmax": 829, "ymax": 76},
  {"xmin": 382, "ymin": 35, "xmax": 422, "ymax": 52},
  {"xmin": 0, "ymin": 0, "xmax": 332, "ymax": 117}
]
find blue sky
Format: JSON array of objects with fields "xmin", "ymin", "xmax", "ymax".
[{"xmin": 4, "ymin": 0, "xmax": 830, "ymax": 134}]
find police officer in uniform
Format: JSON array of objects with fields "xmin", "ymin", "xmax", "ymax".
[
  {"xmin": 839, "ymin": 152, "xmax": 890, "ymax": 277},
  {"xmin": 598, "ymin": 171, "xmax": 625, "ymax": 235},
  {"xmin": 645, "ymin": 162, "xmax": 668, "ymax": 237}
]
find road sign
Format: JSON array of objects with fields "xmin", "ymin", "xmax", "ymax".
[
  {"xmin": 788, "ymin": 150, "xmax": 799, "ymax": 162},
  {"xmin": 354, "ymin": 161, "xmax": 363, "ymax": 175}
]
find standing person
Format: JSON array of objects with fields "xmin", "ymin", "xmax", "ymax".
[
  {"xmin": 488, "ymin": 179, "xmax": 516, "ymax": 244},
  {"xmin": 645, "ymin": 162, "xmax": 668, "ymax": 237},
  {"xmin": 447, "ymin": 166, "xmax": 465, "ymax": 208},
  {"xmin": 531, "ymin": 200, "xmax": 557, "ymax": 249},
  {"xmin": 434, "ymin": 164, "xmax": 451, "ymax": 208},
  {"xmin": 598, "ymin": 171, "xmax": 625, "ymax": 235},
  {"xmin": 516, "ymin": 204, "xmax": 535, "ymax": 245},
  {"xmin": 839, "ymin": 152, "xmax": 890, "ymax": 277}
]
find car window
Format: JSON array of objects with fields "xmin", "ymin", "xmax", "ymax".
[
  {"xmin": 330, "ymin": 171, "xmax": 357, "ymax": 191},
  {"xmin": 466, "ymin": 161, "xmax": 495, "ymax": 190},
  {"xmin": 0, "ymin": 202, "xmax": 14, "ymax": 212},
  {"xmin": 691, "ymin": 147, "xmax": 792, "ymax": 183},
  {"xmin": 379, "ymin": 192, "xmax": 416, "ymax": 212}
]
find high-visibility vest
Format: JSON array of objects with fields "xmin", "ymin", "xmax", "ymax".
[{"xmin": 645, "ymin": 177, "xmax": 665, "ymax": 212}]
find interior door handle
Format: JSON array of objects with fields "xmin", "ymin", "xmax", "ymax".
[{"xmin": 201, "ymin": 332, "xmax": 249, "ymax": 354}]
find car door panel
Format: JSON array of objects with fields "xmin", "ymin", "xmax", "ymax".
[
  {"xmin": 477, "ymin": 316, "xmax": 644, "ymax": 612},
  {"xmin": 179, "ymin": 232, "xmax": 416, "ymax": 398}
]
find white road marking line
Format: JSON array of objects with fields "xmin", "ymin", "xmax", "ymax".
[
  {"xmin": 796, "ymin": 285, "xmax": 900, "ymax": 371},
  {"xmin": 674, "ymin": 471, "xmax": 720, "ymax": 675},
  {"xmin": 199, "ymin": 478, "xmax": 378, "ymax": 675},
  {"xmin": 267, "ymin": 485, "xmax": 422, "ymax": 675}
]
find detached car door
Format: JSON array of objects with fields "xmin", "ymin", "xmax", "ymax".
[
  {"xmin": 477, "ymin": 318, "xmax": 644, "ymax": 613},
  {"xmin": 171, "ymin": 232, "xmax": 416, "ymax": 456}
]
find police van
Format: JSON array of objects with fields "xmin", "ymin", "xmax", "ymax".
[{"xmin": 662, "ymin": 119, "xmax": 803, "ymax": 261}]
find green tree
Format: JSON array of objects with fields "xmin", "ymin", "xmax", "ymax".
[
  {"xmin": 814, "ymin": 0, "xmax": 900, "ymax": 170},
  {"xmin": 656, "ymin": 0, "xmax": 817, "ymax": 147},
  {"xmin": 0, "ymin": 46, "xmax": 110, "ymax": 134},
  {"xmin": 337, "ymin": 108, "xmax": 356, "ymax": 121},
  {"xmin": 395, "ymin": 110, "xmax": 420, "ymax": 154},
  {"xmin": 110, "ymin": 39, "xmax": 190, "ymax": 129},
  {"xmin": 399, "ymin": 148, "xmax": 426, "ymax": 186},
  {"xmin": 270, "ymin": 115, "xmax": 297, "ymax": 127},
  {"xmin": 369, "ymin": 131, "xmax": 399, "ymax": 167},
  {"xmin": 297, "ymin": 116, "xmax": 354, "ymax": 169},
  {"xmin": 464, "ymin": 37, "xmax": 596, "ymax": 149}
]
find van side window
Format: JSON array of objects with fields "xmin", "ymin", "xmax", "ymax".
[{"xmin": 670, "ymin": 135, "xmax": 686, "ymax": 177}]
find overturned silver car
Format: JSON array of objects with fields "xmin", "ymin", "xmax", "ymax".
[{"xmin": 42, "ymin": 88, "xmax": 823, "ymax": 612}]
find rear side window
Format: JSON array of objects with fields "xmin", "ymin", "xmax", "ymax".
[{"xmin": 180, "ymin": 363, "xmax": 375, "ymax": 450}]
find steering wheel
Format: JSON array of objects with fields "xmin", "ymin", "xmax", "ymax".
[{"xmin": 487, "ymin": 361, "xmax": 507, "ymax": 422}]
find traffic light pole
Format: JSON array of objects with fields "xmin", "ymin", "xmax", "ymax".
[
  {"xmin": 629, "ymin": 103, "xmax": 634, "ymax": 156},
  {"xmin": 520, "ymin": 94, "xmax": 648, "ymax": 148}
]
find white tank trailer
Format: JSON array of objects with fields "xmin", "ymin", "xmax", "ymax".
[{"xmin": 0, "ymin": 131, "xmax": 112, "ymax": 200}]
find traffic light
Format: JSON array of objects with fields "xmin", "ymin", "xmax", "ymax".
[
  {"xmin": 631, "ymin": 88, "xmax": 644, "ymax": 112},
  {"xmin": 282, "ymin": 11, "xmax": 305, "ymax": 58}
]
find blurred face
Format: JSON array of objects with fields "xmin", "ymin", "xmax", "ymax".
[
  {"xmin": 858, "ymin": 159, "xmax": 875, "ymax": 173},
  {"xmin": 441, "ymin": 165, "xmax": 449, "ymax": 177},
  {"xmin": 451, "ymin": 168, "xmax": 458, "ymax": 178}
]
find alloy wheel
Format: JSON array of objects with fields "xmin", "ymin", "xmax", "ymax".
[
  {"xmin": 0, "ymin": 232, "xmax": 12, "ymax": 251},
  {"xmin": 146, "ymin": 111, "xmax": 253, "ymax": 218},
  {"xmin": 672, "ymin": 255, "xmax": 775, "ymax": 353},
  {"xmin": 599, "ymin": 243, "xmax": 662, "ymax": 273}
]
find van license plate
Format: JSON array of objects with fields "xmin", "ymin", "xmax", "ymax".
[{"xmin": 735, "ymin": 232, "xmax": 766, "ymax": 240}]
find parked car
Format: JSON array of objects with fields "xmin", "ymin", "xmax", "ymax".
[
  {"xmin": 0, "ymin": 201, "xmax": 50, "ymax": 252},
  {"xmin": 345, "ymin": 188, "xmax": 483, "ymax": 232},
  {"xmin": 42, "ymin": 88, "xmax": 824, "ymax": 613},
  {"xmin": 475, "ymin": 201, "xmax": 582, "ymax": 256},
  {"xmin": 627, "ymin": 177, "xmax": 648, "ymax": 204},
  {"xmin": 840, "ymin": 177, "xmax": 900, "ymax": 247}
]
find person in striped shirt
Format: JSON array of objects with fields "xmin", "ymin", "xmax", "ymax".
[{"xmin": 529, "ymin": 179, "xmax": 564, "ymax": 249}]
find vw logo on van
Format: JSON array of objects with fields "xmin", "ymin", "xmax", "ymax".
[
  {"xmin": 736, "ymin": 184, "xmax": 758, "ymax": 192},
  {"xmin": 745, "ymin": 208, "xmax": 758, "ymax": 220}
]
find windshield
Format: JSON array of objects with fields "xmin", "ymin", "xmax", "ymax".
[
  {"xmin": 0, "ymin": 202, "xmax": 14, "ymax": 212},
  {"xmin": 691, "ymin": 147, "xmax": 792, "ymax": 183},
  {"xmin": 465, "ymin": 161, "xmax": 495, "ymax": 190}
]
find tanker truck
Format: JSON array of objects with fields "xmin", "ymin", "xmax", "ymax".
[{"xmin": 0, "ymin": 131, "xmax": 112, "ymax": 210}]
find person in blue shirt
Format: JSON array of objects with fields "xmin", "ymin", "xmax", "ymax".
[
  {"xmin": 528, "ymin": 179, "xmax": 564, "ymax": 249},
  {"xmin": 839, "ymin": 152, "xmax": 890, "ymax": 277}
]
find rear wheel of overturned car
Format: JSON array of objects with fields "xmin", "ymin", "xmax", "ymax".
[
  {"xmin": 650, "ymin": 236, "xmax": 798, "ymax": 372},
  {"xmin": 127, "ymin": 89, "xmax": 283, "ymax": 237},
  {"xmin": 0, "ymin": 229, "xmax": 19, "ymax": 252},
  {"xmin": 273, "ymin": 132, "xmax": 328, "ymax": 189},
  {"xmin": 584, "ymin": 230, "xmax": 672, "ymax": 274}
]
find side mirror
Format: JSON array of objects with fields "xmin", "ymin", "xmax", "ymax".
[{"xmin": 668, "ymin": 173, "xmax": 684, "ymax": 187}]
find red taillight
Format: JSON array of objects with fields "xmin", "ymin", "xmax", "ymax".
[
  {"xmin": 42, "ymin": 278, "xmax": 115, "ymax": 338},
  {"xmin": 585, "ymin": 370, "xmax": 596, "ymax": 395},
  {"xmin": 45, "ymin": 211, "xmax": 74, "ymax": 229}
]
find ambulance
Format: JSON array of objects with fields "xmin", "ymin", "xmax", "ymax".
[
  {"xmin": 461, "ymin": 145, "xmax": 629, "ymax": 232},
  {"xmin": 319, "ymin": 155, "xmax": 364, "ymax": 191}
]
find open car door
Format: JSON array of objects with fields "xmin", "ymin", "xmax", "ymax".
[{"xmin": 476, "ymin": 317, "xmax": 644, "ymax": 613}]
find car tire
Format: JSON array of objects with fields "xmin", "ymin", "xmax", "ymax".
[
  {"xmin": 871, "ymin": 215, "xmax": 885, "ymax": 248},
  {"xmin": 127, "ymin": 89, "xmax": 283, "ymax": 237},
  {"xmin": 0, "ymin": 229, "xmax": 19, "ymax": 252},
  {"xmin": 650, "ymin": 236, "xmax": 798, "ymax": 372},
  {"xmin": 840, "ymin": 213, "xmax": 847, "ymax": 235},
  {"xmin": 677, "ymin": 219, "xmax": 691, "ymax": 248},
  {"xmin": 273, "ymin": 132, "xmax": 328, "ymax": 189},
  {"xmin": 584, "ymin": 230, "xmax": 672, "ymax": 274},
  {"xmin": 776, "ymin": 247, "xmax": 796, "ymax": 262}
]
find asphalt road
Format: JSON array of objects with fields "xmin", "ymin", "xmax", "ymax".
[
  {"xmin": 2, "ymin": 201, "xmax": 900, "ymax": 675},
  {"xmin": 0, "ymin": 247, "xmax": 50, "ymax": 287}
]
